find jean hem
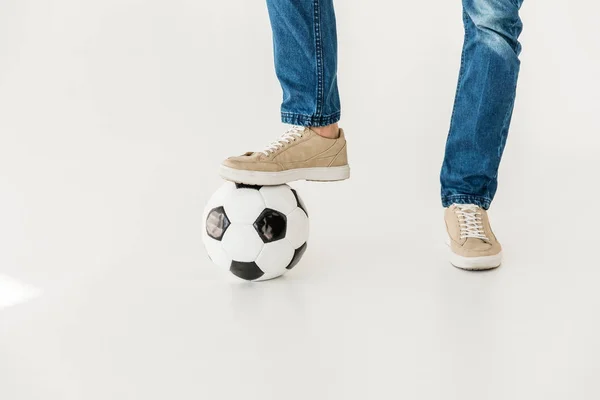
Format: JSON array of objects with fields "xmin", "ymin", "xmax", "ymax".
[
  {"xmin": 442, "ymin": 195, "xmax": 492, "ymax": 210},
  {"xmin": 281, "ymin": 111, "xmax": 341, "ymax": 127}
]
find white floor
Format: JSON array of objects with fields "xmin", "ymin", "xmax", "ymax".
[
  {"xmin": 2, "ymin": 135, "xmax": 599, "ymax": 400},
  {"xmin": 2, "ymin": 1, "xmax": 600, "ymax": 399}
]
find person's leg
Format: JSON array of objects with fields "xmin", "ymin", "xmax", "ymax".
[
  {"xmin": 442, "ymin": 0, "xmax": 524, "ymax": 270},
  {"xmin": 220, "ymin": 0, "xmax": 349, "ymax": 185},
  {"xmin": 266, "ymin": 0, "xmax": 341, "ymax": 133},
  {"xmin": 441, "ymin": 0, "xmax": 524, "ymax": 210}
]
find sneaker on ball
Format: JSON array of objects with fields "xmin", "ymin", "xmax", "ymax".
[{"xmin": 220, "ymin": 126, "xmax": 350, "ymax": 186}]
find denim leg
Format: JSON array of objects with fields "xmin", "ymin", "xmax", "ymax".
[
  {"xmin": 441, "ymin": 0, "xmax": 524, "ymax": 209},
  {"xmin": 266, "ymin": 0, "xmax": 341, "ymax": 127}
]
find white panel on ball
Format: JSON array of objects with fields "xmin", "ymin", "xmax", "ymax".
[
  {"xmin": 222, "ymin": 224, "xmax": 264, "ymax": 262},
  {"xmin": 285, "ymin": 208, "xmax": 309, "ymax": 249},
  {"xmin": 203, "ymin": 182, "xmax": 236, "ymax": 221},
  {"xmin": 259, "ymin": 185, "xmax": 297, "ymax": 215},
  {"xmin": 223, "ymin": 188, "xmax": 266, "ymax": 224},
  {"xmin": 256, "ymin": 271, "xmax": 287, "ymax": 282},
  {"xmin": 255, "ymin": 240, "xmax": 295, "ymax": 275},
  {"xmin": 202, "ymin": 234, "xmax": 232, "ymax": 269}
]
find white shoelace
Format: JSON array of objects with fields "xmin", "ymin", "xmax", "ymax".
[
  {"xmin": 455, "ymin": 204, "xmax": 489, "ymax": 241},
  {"xmin": 261, "ymin": 126, "xmax": 305, "ymax": 156}
]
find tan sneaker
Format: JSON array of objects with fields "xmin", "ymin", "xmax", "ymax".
[
  {"xmin": 445, "ymin": 204, "xmax": 503, "ymax": 270},
  {"xmin": 220, "ymin": 126, "xmax": 350, "ymax": 185}
]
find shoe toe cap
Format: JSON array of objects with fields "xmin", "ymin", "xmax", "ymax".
[
  {"xmin": 221, "ymin": 155, "xmax": 282, "ymax": 172},
  {"xmin": 456, "ymin": 239, "xmax": 502, "ymax": 257},
  {"xmin": 222, "ymin": 156, "xmax": 247, "ymax": 169}
]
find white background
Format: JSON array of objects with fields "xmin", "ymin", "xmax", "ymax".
[{"xmin": 1, "ymin": 1, "xmax": 599, "ymax": 399}]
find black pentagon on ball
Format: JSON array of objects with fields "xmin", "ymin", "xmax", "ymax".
[
  {"xmin": 230, "ymin": 261, "xmax": 265, "ymax": 281},
  {"xmin": 253, "ymin": 208, "xmax": 287, "ymax": 243},
  {"xmin": 291, "ymin": 189, "xmax": 308, "ymax": 217},
  {"xmin": 286, "ymin": 242, "xmax": 307, "ymax": 270},
  {"xmin": 206, "ymin": 206, "xmax": 230, "ymax": 241},
  {"xmin": 235, "ymin": 183, "xmax": 262, "ymax": 190}
]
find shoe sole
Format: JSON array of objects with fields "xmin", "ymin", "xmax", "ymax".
[
  {"xmin": 219, "ymin": 165, "xmax": 350, "ymax": 186},
  {"xmin": 446, "ymin": 240, "xmax": 502, "ymax": 271}
]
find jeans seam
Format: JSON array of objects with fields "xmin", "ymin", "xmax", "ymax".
[
  {"xmin": 313, "ymin": 0, "xmax": 324, "ymax": 117},
  {"xmin": 495, "ymin": 96, "xmax": 516, "ymax": 169},
  {"xmin": 447, "ymin": 9, "xmax": 470, "ymax": 137},
  {"xmin": 442, "ymin": 195, "xmax": 492, "ymax": 209},
  {"xmin": 490, "ymin": 65, "xmax": 520, "ymax": 186},
  {"xmin": 444, "ymin": 194, "xmax": 492, "ymax": 200},
  {"xmin": 281, "ymin": 111, "xmax": 341, "ymax": 127},
  {"xmin": 281, "ymin": 111, "xmax": 340, "ymax": 116},
  {"xmin": 443, "ymin": 195, "xmax": 492, "ymax": 204}
]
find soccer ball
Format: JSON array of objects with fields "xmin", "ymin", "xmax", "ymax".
[{"xmin": 202, "ymin": 182, "xmax": 309, "ymax": 281}]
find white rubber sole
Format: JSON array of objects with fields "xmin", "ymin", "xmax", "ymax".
[
  {"xmin": 446, "ymin": 240, "xmax": 502, "ymax": 271},
  {"xmin": 219, "ymin": 165, "xmax": 350, "ymax": 186}
]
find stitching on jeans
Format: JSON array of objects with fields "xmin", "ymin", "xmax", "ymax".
[
  {"xmin": 444, "ymin": 195, "xmax": 492, "ymax": 204},
  {"xmin": 281, "ymin": 111, "xmax": 340, "ymax": 118},
  {"xmin": 281, "ymin": 111, "xmax": 341, "ymax": 126},
  {"xmin": 497, "ymin": 73, "xmax": 520, "ymax": 161},
  {"xmin": 282, "ymin": 117, "xmax": 339, "ymax": 126},
  {"xmin": 447, "ymin": 9, "xmax": 471, "ymax": 137},
  {"xmin": 313, "ymin": 0, "xmax": 324, "ymax": 117}
]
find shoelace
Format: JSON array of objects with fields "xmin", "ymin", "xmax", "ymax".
[
  {"xmin": 455, "ymin": 204, "xmax": 489, "ymax": 241},
  {"xmin": 261, "ymin": 126, "xmax": 305, "ymax": 156}
]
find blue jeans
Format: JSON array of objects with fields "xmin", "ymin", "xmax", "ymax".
[{"xmin": 266, "ymin": 0, "xmax": 524, "ymax": 209}]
